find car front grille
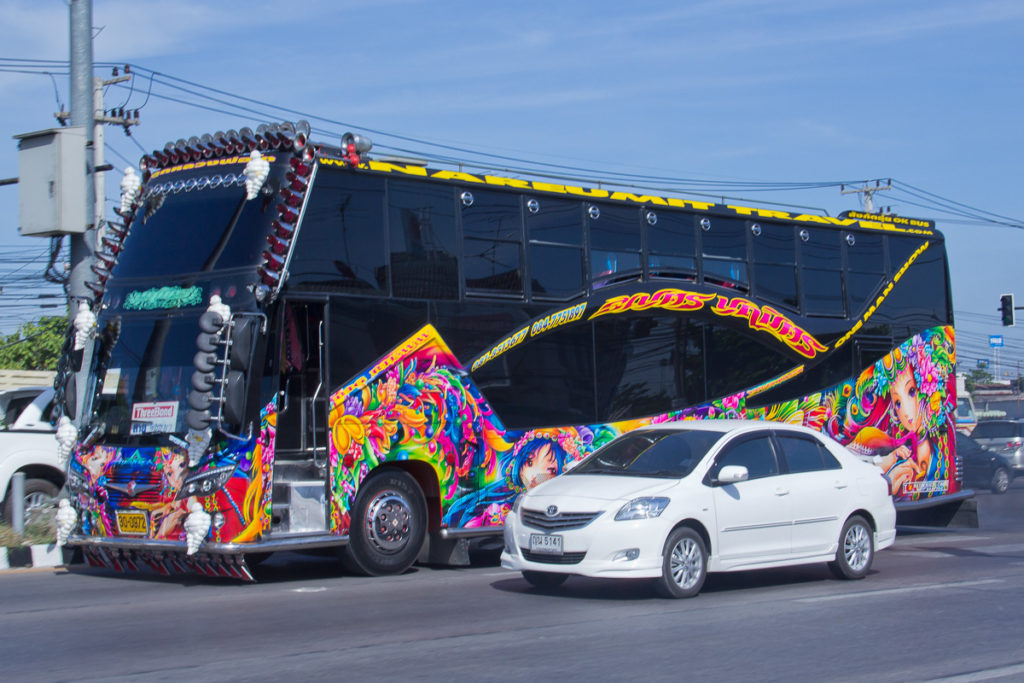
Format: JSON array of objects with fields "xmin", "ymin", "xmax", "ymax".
[
  {"xmin": 521, "ymin": 549, "xmax": 587, "ymax": 564},
  {"xmin": 521, "ymin": 509, "xmax": 601, "ymax": 532}
]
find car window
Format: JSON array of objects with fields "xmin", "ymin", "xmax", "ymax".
[
  {"xmin": 4, "ymin": 395, "xmax": 35, "ymax": 426},
  {"xmin": 572, "ymin": 429, "xmax": 724, "ymax": 478},
  {"xmin": 713, "ymin": 435, "xmax": 779, "ymax": 480},
  {"xmin": 972, "ymin": 422, "xmax": 1019, "ymax": 439},
  {"xmin": 955, "ymin": 433, "xmax": 979, "ymax": 451},
  {"xmin": 775, "ymin": 434, "xmax": 841, "ymax": 473}
]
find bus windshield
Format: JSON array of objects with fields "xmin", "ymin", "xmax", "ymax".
[
  {"xmin": 114, "ymin": 168, "xmax": 281, "ymax": 278},
  {"xmin": 91, "ymin": 314, "xmax": 205, "ymax": 439}
]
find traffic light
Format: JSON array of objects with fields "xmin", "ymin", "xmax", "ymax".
[{"xmin": 1000, "ymin": 293, "xmax": 1015, "ymax": 327}]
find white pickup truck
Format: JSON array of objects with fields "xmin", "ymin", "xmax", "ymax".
[{"xmin": 0, "ymin": 387, "xmax": 63, "ymax": 524}]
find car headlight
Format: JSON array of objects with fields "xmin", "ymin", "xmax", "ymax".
[
  {"xmin": 512, "ymin": 493, "xmax": 524, "ymax": 514},
  {"xmin": 614, "ymin": 497, "xmax": 670, "ymax": 521}
]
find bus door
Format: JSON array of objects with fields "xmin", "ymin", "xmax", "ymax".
[{"xmin": 272, "ymin": 298, "xmax": 329, "ymax": 534}]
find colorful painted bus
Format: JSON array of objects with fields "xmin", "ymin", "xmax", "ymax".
[{"xmin": 60, "ymin": 121, "xmax": 967, "ymax": 580}]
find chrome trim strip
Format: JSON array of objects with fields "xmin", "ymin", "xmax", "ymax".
[
  {"xmin": 722, "ymin": 521, "xmax": 792, "ymax": 532},
  {"xmin": 793, "ymin": 516, "xmax": 838, "ymax": 525},
  {"xmin": 438, "ymin": 526, "xmax": 504, "ymax": 540},
  {"xmin": 68, "ymin": 532, "xmax": 347, "ymax": 554}
]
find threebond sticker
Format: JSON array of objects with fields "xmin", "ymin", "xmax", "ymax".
[{"xmin": 130, "ymin": 401, "xmax": 179, "ymax": 435}]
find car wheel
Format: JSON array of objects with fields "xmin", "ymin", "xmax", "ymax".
[
  {"xmin": 829, "ymin": 515, "xmax": 874, "ymax": 580},
  {"xmin": 990, "ymin": 467, "xmax": 1011, "ymax": 495},
  {"xmin": 654, "ymin": 527, "xmax": 707, "ymax": 599},
  {"xmin": 522, "ymin": 570, "xmax": 568, "ymax": 589},
  {"xmin": 341, "ymin": 470, "xmax": 427, "ymax": 576},
  {"xmin": 3, "ymin": 478, "xmax": 60, "ymax": 526}
]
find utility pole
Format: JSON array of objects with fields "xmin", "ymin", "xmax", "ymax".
[
  {"xmin": 841, "ymin": 179, "xmax": 892, "ymax": 214},
  {"xmin": 68, "ymin": 0, "xmax": 95, "ymax": 424}
]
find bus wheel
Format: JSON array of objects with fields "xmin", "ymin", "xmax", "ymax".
[{"xmin": 343, "ymin": 470, "xmax": 426, "ymax": 576}]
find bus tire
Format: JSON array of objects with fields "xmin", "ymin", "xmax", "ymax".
[
  {"xmin": 828, "ymin": 515, "xmax": 873, "ymax": 580},
  {"xmin": 342, "ymin": 469, "xmax": 427, "ymax": 576}
]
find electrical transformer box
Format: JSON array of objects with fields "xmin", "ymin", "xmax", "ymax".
[{"xmin": 14, "ymin": 126, "xmax": 88, "ymax": 236}]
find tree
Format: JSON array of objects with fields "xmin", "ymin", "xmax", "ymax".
[
  {"xmin": 0, "ymin": 316, "xmax": 68, "ymax": 371},
  {"xmin": 964, "ymin": 368, "xmax": 994, "ymax": 393}
]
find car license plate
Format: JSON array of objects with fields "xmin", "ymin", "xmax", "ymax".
[
  {"xmin": 529, "ymin": 533, "xmax": 563, "ymax": 554},
  {"xmin": 115, "ymin": 510, "xmax": 149, "ymax": 536}
]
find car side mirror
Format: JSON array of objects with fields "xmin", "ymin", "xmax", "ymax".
[{"xmin": 715, "ymin": 465, "xmax": 749, "ymax": 485}]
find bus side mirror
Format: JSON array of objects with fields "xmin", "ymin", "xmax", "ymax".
[
  {"xmin": 187, "ymin": 310, "xmax": 226, "ymax": 432},
  {"xmin": 62, "ymin": 372, "xmax": 77, "ymax": 421},
  {"xmin": 228, "ymin": 318, "xmax": 257, "ymax": 372},
  {"xmin": 222, "ymin": 370, "xmax": 246, "ymax": 425}
]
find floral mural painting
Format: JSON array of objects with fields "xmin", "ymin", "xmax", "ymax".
[{"xmin": 328, "ymin": 324, "xmax": 958, "ymax": 533}]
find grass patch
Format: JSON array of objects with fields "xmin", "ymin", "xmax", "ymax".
[{"xmin": 0, "ymin": 514, "xmax": 57, "ymax": 547}]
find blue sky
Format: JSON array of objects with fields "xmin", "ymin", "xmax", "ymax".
[{"xmin": 1, "ymin": 0, "xmax": 1022, "ymax": 374}]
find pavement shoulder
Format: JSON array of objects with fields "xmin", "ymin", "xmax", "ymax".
[{"xmin": 1, "ymin": 544, "xmax": 79, "ymax": 570}]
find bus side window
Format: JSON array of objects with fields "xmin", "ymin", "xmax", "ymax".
[
  {"xmin": 462, "ymin": 190, "xmax": 523, "ymax": 296},
  {"xmin": 705, "ymin": 324, "xmax": 791, "ymax": 401},
  {"xmin": 751, "ymin": 221, "xmax": 797, "ymax": 312},
  {"xmin": 388, "ymin": 180, "xmax": 459, "ymax": 300},
  {"xmin": 648, "ymin": 211, "xmax": 696, "ymax": 282},
  {"xmin": 289, "ymin": 171, "xmax": 386, "ymax": 295},
  {"xmin": 526, "ymin": 198, "xmax": 584, "ymax": 302},
  {"xmin": 698, "ymin": 216, "xmax": 748, "ymax": 292},
  {"xmin": 594, "ymin": 314, "xmax": 706, "ymax": 421},
  {"xmin": 799, "ymin": 228, "xmax": 844, "ymax": 317},
  {"xmin": 587, "ymin": 203, "xmax": 642, "ymax": 290},
  {"xmin": 844, "ymin": 231, "xmax": 885, "ymax": 316},
  {"xmin": 877, "ymin": 240, "xmax": 949, "ymax": 341}
]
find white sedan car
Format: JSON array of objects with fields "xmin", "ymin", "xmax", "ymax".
[{"xmin": 501, "ymin": 420, "xmax": 896, "ymax": 598}]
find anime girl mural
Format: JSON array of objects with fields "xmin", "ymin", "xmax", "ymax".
[
  {"xmin": 442, "ymin": 428, "xmax": 594, "ymax": 527},
  {"xmin": 840, "ymin": 327, "xmax": 957, "ymax": 501}
]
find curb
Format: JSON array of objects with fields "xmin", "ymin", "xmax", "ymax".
[{"xmin": 0, "ymin": 545, "xmax": 79, "ymax": 571}]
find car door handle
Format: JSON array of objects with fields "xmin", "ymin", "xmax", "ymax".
[
  {"xmin": 774, "ymin": 488, "xmax": 790, "ymax": 496},
  {"xmin": 834, "ymin": 482, "xmax": 848, "ymax": 490}
]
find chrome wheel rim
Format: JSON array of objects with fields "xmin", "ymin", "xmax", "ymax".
[
  {"xmin": 994, "ymin": 469, "xmax": 1009, "ymax": 492},
  {"xmin": 364, "ymin": 490, "xmax": 413, "ymax": 554},
  {"xmin": 669, "ymin": 537, "xmax": 703, "ymax": 589},
  {"xmin": 844, "ymin": 523, "xmax": 871, "ymax": 572},
  {"xmin": 24, "ymin": 492, "xmax": 55, "ymax": 526}
]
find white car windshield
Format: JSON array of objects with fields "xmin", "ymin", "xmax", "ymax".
[{"xmin": 571, "ymin": 428, "xmax": 725, "ymax": 478}]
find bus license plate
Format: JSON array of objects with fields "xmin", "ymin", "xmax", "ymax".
[
  {"xmin": 529, "ymin": 534, "xmax": 563, "ymax": 554},
  {"xmin": 115, "ymin": 510, "xmax": 149, "ymax": 536}
]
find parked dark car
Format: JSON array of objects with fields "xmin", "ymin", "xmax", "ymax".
[
  {"xmin": 957, "ymin": 432, "xmax": 1014, "ymax": 494},
  {"xmin": 970, "ymin": 419, "xmax": 1024, "ymax": 474}
]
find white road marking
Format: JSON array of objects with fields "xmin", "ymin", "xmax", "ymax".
[
  {"xmin": 924, "ymin": 662, "xmax": 1024, "ymax": 682},
  {"xmin": 887, "ymin": 550, "xmax": 951, "ymax": 558},
  {"xmin": 796, "ymin": 578, "xmax": 1004, "ymax": 603},
  {"xmin": 292, "ymin": 586, "xmax": 328, "ymax": 593}
]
